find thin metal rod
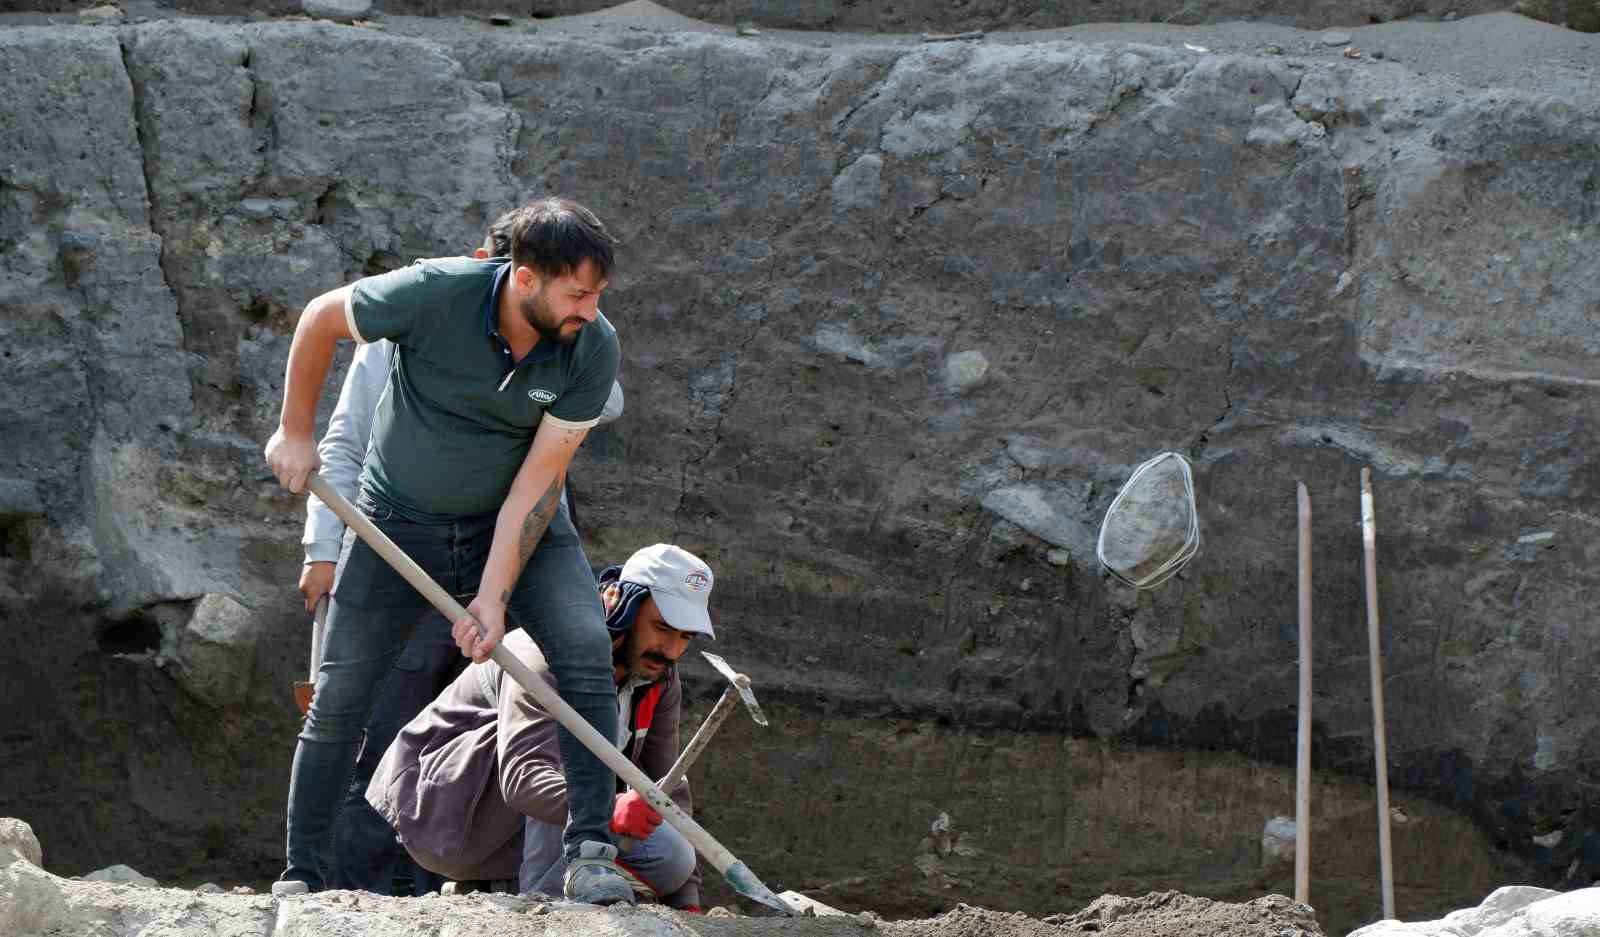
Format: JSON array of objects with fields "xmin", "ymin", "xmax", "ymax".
[
  {"xmin": 1295, "ymin": 482, "xmax": 1312, "ymax": 906},
  {"xmin": 1361, "ymin": 467, "xmax": 1396, "ymax": 920},
  {"xmin": 306, "ymin": 474, "xmax": 795, "ymax": 914}
]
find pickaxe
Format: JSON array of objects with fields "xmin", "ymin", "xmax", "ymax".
[
  {"xmin": 659, "ymin": 651, "xmax": 767, "ymax": 791},
  {"xmin": 617, "ymin": 651, "xmax": 767, "ymax": 853}
]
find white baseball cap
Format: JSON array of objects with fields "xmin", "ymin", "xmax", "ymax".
[{"xmin": 619, "ymin": 544, "xmax": 716, "ymax": 639}]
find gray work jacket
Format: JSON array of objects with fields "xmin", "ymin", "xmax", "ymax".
[{"xmin": 365, "ymin": 630, "xmax": 698, "ymax": 906}]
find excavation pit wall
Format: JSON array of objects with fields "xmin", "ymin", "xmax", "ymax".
[{"xmin": 0, "ymin": 8, "xmax": 1596, "ymax": 937}]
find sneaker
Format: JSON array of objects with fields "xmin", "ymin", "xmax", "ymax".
[
  {"xmin": 562, "ymin": 842, "xmax": 637, "ymax": 906},
  {"xmin": 617, "ymin": 864, "xmax": 657, "ymax": 902},
  {"xmin": 270, "ymin": 880, "xmax": 310, "ymax": 898}
]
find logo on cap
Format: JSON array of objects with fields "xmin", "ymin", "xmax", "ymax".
[
  {"xmin": 683, "ymin": 572, "xmax": 710, "ymax": 592},
  {"xmin": 528, "ymin": 388, "xmax": 557, "ymax": 404}
]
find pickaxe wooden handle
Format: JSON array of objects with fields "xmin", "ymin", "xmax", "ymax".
[
  {"xmin": 657, "ymin": 655, "xmax": 765, "ymax": 791},
  {"xmin": 658, "ymin": 682, "xmax": 744, "ymax": 793}
]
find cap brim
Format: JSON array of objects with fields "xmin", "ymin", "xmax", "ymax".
[{"xmin": 650, "ymin": 590, "xmax": 715, "ymax": 639}]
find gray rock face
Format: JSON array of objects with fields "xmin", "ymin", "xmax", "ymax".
[
  {"xmin": 0, "ymin": 11, "xmax": 1597, "ymax": 932},
  {"xmin": 0, "ymin": 818, "xmax": 42, "ymax": 869}
]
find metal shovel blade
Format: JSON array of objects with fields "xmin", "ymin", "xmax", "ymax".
[
  {"xmin": 701, "ymin": 651, "xmax": 768, "ymax": 726},
  {"xmin": 726, "ymin": 861, "xmax": 796, "ymax": 914}
]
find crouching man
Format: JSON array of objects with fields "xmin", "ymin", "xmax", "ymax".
[{"xmin": 366, "ymin": 544, "xmax": 715, "ymax": 910}]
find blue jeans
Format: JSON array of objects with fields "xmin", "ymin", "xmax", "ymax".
[
  {"xmin": 331, "ymin": 608, "xmax": 464, "ymax": 894},
  {"xmin": 520, "ymin": 816, "xmax": 695, "ymax": 900},
  {"xmin": 281, "ymin": 495, "xmax": 617, "ymax": 889}
]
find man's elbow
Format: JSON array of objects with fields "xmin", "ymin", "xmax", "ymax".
[{"xmin": 300, "ymin": 287, "xmax": 357, "ymax": 344}]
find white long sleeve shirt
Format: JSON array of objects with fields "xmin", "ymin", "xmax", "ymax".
[{"xmin": 302, "ymin": 340, "xmax": 625, "ymax": 564}]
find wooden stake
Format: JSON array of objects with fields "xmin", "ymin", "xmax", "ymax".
[
  {"xmin": 1361, "ymin": 467, "xmax": 1396, "ymax": 919},
  {"xmin": 1295, "ymin": 482, "xmax": 1313, "ymax": 906}
]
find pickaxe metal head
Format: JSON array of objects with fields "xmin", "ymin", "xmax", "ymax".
[{"xmin": 701, "ymin": 651, "xmax": 768, "ymax": 726}]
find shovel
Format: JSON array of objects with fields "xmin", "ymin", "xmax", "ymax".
[{"xmin": 305, "ymin": 474, "xmax": 796, "ymax": 915}]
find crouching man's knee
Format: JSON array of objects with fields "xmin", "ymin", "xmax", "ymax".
[{"xmin": 623, "ymin": 820, "xmax": 695, "ymax": 896}]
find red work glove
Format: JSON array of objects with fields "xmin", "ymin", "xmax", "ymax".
[{"xmin": 610, "ymin": 790, "xmax": 663, "ymax": 840}]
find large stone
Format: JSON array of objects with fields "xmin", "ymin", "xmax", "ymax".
[
  {"xmin": 0, "ymin": 818, "xmax": 42, "ymax": 869},
  {"xmin": 172, "ymin": 593, "xmax": 259, "ymax": 708},
  {"xmin": 980, "ymin": 485, "xmax": 1096, "ymax": 558},
  {"xmin": 1097, "ymin": 453, "xmax": 1197, "ymax": 587},
  {"xmin": 1347, "ymin": 885, "xmax": 1590, "ymax": 937}
]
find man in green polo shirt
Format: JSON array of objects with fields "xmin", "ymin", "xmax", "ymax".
[{"xmin": 264, "ymin": 198, "xmax": 634, "ymax": 905}]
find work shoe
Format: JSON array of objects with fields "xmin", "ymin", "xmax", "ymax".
[
  {"xmin": 562, "ymin": 841, "xmax": 637, "ymax": 906},
  {"xmin": 270, "ymin": 880, "xmax": 310, "ymax": 897}
]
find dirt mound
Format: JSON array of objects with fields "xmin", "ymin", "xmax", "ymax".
[
  {"xmin": 885, "ymin": 904, "xmax": 1069, "ymax": 937},
  {"xmin": 2, "ymin": 831, "xmax": 1326, "ymax": 937},
  {"xmin": 1050, "ymin": 892, "xmax": 1324, "ymax": 937}
]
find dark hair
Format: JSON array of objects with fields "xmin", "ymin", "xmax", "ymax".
[
  {"xmin": 508, "ymin": 198, "xmax": 617, "ymax": 280},
  {"xmin": 482, "ymin": 207, "xmax": 524, "ymax": 257}
]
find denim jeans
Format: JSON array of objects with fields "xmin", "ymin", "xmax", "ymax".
[
  {"xmin": 520, "ymin": 815, "xmax": 695, "ymax": 900},
  {"xmin": 330, "ymin": 608, "xmax": 465, "ymax": 894},
  {"xmin": 280, "ymin": 494, "xmax": 617, "ymax": 889}
]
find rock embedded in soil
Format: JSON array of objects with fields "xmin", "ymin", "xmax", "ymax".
[
  {"xmin": 944, "ymin": 351, "xmax": 990, "ymax": 394},
  {"xmin": 83, "ymin": 863, "xmax": 159, "ymax": 887},
  {"xmin": 172, "ymin": 593, "xmax": 260, "ymax": 708},
  {"xmin": 1261, "ymin": 816, "xmax": 1298, "ymax": 868},
  {"xmin": 1097, "ymin": 453, "xmax": 1197, "ymax": 586},
  {"xmin": 302, "ymin": 0, "xmax": 372, "ymax": 22}
]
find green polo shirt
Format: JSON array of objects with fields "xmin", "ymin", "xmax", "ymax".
[{"xmin": 347, "ymin": 256, "xmax": 619, "ymax": 523}]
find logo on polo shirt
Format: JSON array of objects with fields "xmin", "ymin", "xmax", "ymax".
[{"xmin": 528, "ymin": 388, "xmax": 557, "ymax": 404}]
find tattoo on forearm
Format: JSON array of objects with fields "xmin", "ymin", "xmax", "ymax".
[{"xmin": 516, "ymin": 476, "xmax": 563, "ymax": 570}]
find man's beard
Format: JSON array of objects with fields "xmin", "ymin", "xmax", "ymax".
[
  {"xmin": 519, "ymin": 289, "xmax": 584, "ymax": 345},
  {"xmin": 614, "ymin": 631, "xmax": 676, "ymax": 680}
]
